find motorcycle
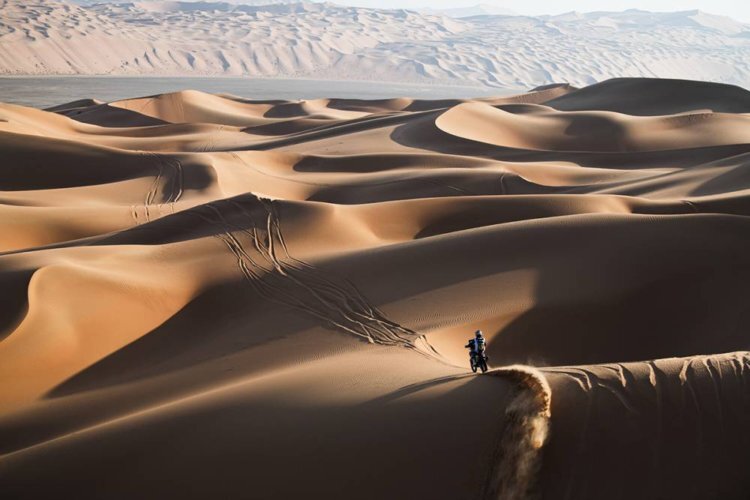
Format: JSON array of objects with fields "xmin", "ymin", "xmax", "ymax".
[{"xmin": 469, "ymin": 349, "xmax": 488, "ymax": 373}]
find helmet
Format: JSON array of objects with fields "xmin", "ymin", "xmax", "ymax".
[{"xmin": 475, "ymin": 330, "xmax": 483, "ymax": 337}]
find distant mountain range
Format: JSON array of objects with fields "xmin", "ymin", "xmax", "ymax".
[{"xmin": 2, "ymin": 0, "xmax": 749, "ymax": 89}]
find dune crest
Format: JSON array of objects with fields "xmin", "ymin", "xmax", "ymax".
[{"xmin": 2, "ymin": 78, "xmax": 750, "ymax": 498}]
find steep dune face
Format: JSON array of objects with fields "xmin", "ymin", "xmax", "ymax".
[
  {"xmin": 436, "ymin": 102, "xmax": 750, "ymax": 152},
  {"xmin": 2, "ymin": 0, "xmax": 750, "ymax": 88},
  {"xmin": 545, "ymin": 77, "xmax": 750, "ymax": 115},
  {"xmin": 542, "ymin": 352, "xmax": 750, "ymax": 498},
  {"xmin": 1, "ymin": 78, "xmax": 750, "ymax": 498}
]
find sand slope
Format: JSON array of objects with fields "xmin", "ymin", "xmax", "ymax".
[
  {"xmin": 1, "ymin": 77, "xmax": 750, "ymax": 498},
  {"xmin": 2, "ymin": 0, "xmax": 750, "ymax": 89}
]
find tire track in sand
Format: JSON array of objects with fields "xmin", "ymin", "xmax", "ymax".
[
  {"xmin": 133, "ymin": 152, "xmax": 184, "ymax": 224},
  {"xmin": 192, "ymin": 194, "xmax": 439, "ymax": 352}
]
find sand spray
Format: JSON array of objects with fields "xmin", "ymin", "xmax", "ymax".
[{"xmin": 481, "ymin": 366, "xmax": 552, "ymax": 500}]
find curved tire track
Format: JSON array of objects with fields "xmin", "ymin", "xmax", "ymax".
[
  {"xmin": 192, "ymin": 194, "xmax": 427, "ymax": 350},
  {"xmin": 133, "ymin": 152, "xmax": 184, "ymax": 223}
]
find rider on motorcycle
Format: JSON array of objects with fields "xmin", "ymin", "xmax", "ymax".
[{"xmin": 465, "ymin": 330, "xmax": 487, "ymax": 371}]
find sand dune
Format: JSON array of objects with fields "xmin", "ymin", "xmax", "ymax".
[
  {"xmin": 2, "ymin": 1, "xmax": 750, "ymax": 89},
  {"xmin": 1, "ymin": 77, "xmax": 750, "ymax": 498},
  {"xmin": 542, "ymin": 352, "xmax": 750, "ymax": 498}
]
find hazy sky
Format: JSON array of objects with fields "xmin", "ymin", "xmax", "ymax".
[{"xmin": 340, "ymin": 0, "xmax": 750, "ymax": 22}]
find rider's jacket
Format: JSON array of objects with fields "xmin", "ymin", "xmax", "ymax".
[{"xmin": 465, "ymin": 337, "xmax": 485, "ymax": 353}]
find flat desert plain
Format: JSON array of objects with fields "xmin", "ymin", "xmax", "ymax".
[{"xmin": 1, "ymin": 77, "xmax": 750, "ymax": 499}]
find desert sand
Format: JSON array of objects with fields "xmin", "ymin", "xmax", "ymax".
[
  {"xmin": 1, "ymin": 77, "xmax": 750, "ymax": 499},
  {"xmin": 2, "ymin": 0, "xmax": 750, "ymax": 89}
]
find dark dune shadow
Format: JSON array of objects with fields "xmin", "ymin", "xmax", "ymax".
[
  {"xmin": 563, "ymin": 168, "xmax": 693, "ymax": 197},
  {"xmin": 0, "ymin": 134, "xmax": 159, "ymax": 191},
  {"xmin": 98, "ymin": 194, "xmax": 280, "ymax": 246},
  {"xmin": 388, "ymin": 117, "xmax": 750, "ymax": 169},
  {"xmin": 304, "ymin": 168, "xmax": 576, "ymax": 204},
  {"xmin": 96, "ymin": 206, "xmax": 236, "ymax": 246},
  {"xmin": 0, "ymin": 194, "xmax": 269, "ymax": 258},
  {"xmin": 560, "ymin": 114, "xmax": 629, "ymax": 150},
  {"xmin": 690, "ymin": 154, "xmax": 750, "ymax": 197},
  {"xmin": 360, "ymin": 372, "xmax": 486, "ymax": 407},
  {"xmin": 412, "ymin": 199, "xmax": 591, "ymax": 239},
  {"xmin": 239, "ymin": 110, "xmax": 431, "ymax": 151},
  {"xmin": 44, "ymin": 279, "xmax": 321, "ymax": 399},
  {"xmin": 304, "ymin": 171, "xmax": 554, "ymax": 204},
  {"xmin": 0, "ymin": 268, "xmax": 34, "ymax": 341},
  {"xmin": 218, "ymin": 95, "xmax": 288, "ymax": 107},
  {"xmin": 403, "ymin": 99, "xmax": 465, "ymax": 112},
  {"xmin": 262, "ymin": 101, "xmax": 312, "ymax": 118},
  {"xmin": 293, "ymin": 152, "xmax": 726, "ymax": 203},
  {"xmin": 682, "ymin": 193, "xmax": 750, "ymax": 218},
  {"xmin": 10, "ymin": 362, "xmax": 511, "ymax": 500},
  {"xmin": 485, "ymin": 220, "xmax": 750, "ymax": 367},
  {"xmin": 544, "ymin": 77, "xmax": 750, "ymax": 116},
  {"xmin": 0, "ymin": 134, "xmax": 213, "ymax": 193},
  {"xmin": 55, "ymin": 103, "xmax": 170, "ymax": 127},
  {"xmin": 44, "ymin": 98, "xmax": 102, "ymax": 114},
  {"xmin": 321, "ymin": 212, "xmax": 750, "ymax": 367},
  {"xmin": 293, "ymin": 153, "xmax": 435, "ymax": 173},
  {"xmin": 243, "ymin": 117, "xmax": 335, "ymax": 136},
  {"xmin": 292, "ymin": 151, "xmax": 492, "ymax": 174},
  {"xmin": 0, "ymin": 206, "xmax": 232, "ymax": 258}
]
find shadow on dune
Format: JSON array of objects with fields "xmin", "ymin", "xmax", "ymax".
[
  {"xmin": 360, "ymin": 373, "xmax": 476, "ymax": 407},
  {"xmin": 243, "ymin": 117, "xmax": 336, "ymax": 136},
  {"xmin": 0, "ymin": 194, "xmax": 286, "ymax": 259},
  {"xmin": 322, "ymin": 211, "xmax": 750, "ymax": 368},
  {"xmin": 544, "ymin": 77, "xmax": 750, "ymax": 116},
  {"xmin": 43, "ymin": 279, "xmax": 320, "ymax": 398},
  {"xmin": 539, "ymin": 352, "xmax": 750, "ymax": 498},
  {"xmin": 467, "ymin": 206, "xmax": 750, "ymax": 366},
  {"xmin": 689, "ymin": 154, "xmax": 750, "ymax": 197},
  {"xmin": 11, "ymin": 361, "xmax": 510, "ymax": 500},
  {"xmin": 0, "ymin": 268, "xmax": 34, "ymax": 341},
  {"xmin": 0, "ymin": 135, "xmax": 157, "ymax": 191},
  {"xmin": 388, "ymin": 114, "xmax": 750, "ymax": 170},
  {"xmin": 240, "ymin": 110, "xmax": 430, "ymax": 151},
  {"xmin": 262, "ymin": 101, "xmax": 315, "ymax": 118},
  {"xmin": 44, "ymin": 98, "xmax": 103, "ymax": 113},
  {"xmin": 98, "ymin": 200, "xmax": 253, "ymax": 247},
  {"xmin": 97, "ymin": 193, "xmax": 308, "ymax": 248},
  {"xmin": 488, "ymin": 268, "xmax": 750, "ymax": 367},
  {"xmin": 56, "ymin": 103, "xmax": 170, "ymax": 127},
  {"xmin": 0, "ymin": 135, "xmax": 215, "ymax": 192},
  {"xmin": 292, "ymin": 152, "xmax": 490, "ymax": 174}
]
